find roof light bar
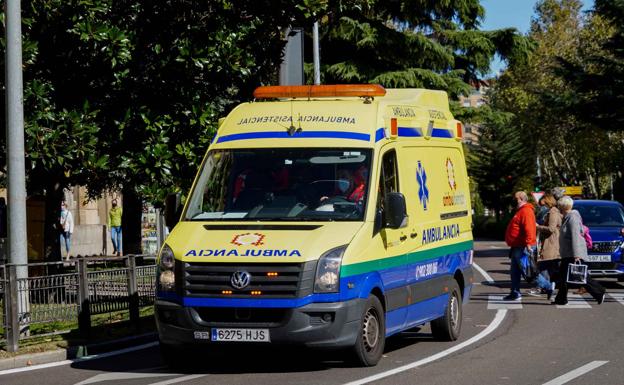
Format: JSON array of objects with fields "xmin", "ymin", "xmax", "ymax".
[{"xmin": 253, "ymin": 84, "xmax": 386, "ymax": 99}]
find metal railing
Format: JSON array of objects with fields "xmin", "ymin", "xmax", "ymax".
[{"xmin": 0, "ymin": 255, "xmax": 156, "ymax": 352}]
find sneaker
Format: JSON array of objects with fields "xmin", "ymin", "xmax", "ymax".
[
  {"xmin": 546, "ymin": 289, "xmax": 554, "ymax": 301},
  {"xmin": 503, "ymin": 293, "xmax": 521, "ymax": 301},
  {"xmin": 526, "ymin": 289, "xmax": 541, "ymax": 297},
  {"xmin": 597, "ymin": 293, "xmax": 606, "ymax": 305}
]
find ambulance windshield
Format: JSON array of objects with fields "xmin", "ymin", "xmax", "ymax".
[{"xmin": 185, "ymin": 148, "xmax": 372, "ymax": 221}]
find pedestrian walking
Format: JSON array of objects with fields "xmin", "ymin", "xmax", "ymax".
[
  {"xmin": 535, "ymin": 193, "xmax": 562, "ymax": 295},
  {"xmin": 59, "ymin": 201, "xmax": 74, "ymax": 260},
  {"xmin": 503, "ymin": 191, "xmax": 538, "ymax": 301},
  {"xmin": 536, "ymin": 196, "xmax": 549, "ymax": 225},
  {"xmin": 553, "ymin": 196, "xmax": 606, "ymax": 305},
  {"xmin": 109, "ymin": 199, "xmax": 123, "ymax": 256}
]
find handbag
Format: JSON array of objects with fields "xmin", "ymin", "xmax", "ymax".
[
  {"xmin": 566, "ymin": 260, "xmax": 588, "ymax": 284},
  {"xmin": 519, "ymin": 249, "xmax": 538, "ymax": 283}
]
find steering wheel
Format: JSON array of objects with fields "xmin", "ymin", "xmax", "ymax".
[{"xmin": 320, "ymin": 196, "xmax": 350, "ymax": 205}]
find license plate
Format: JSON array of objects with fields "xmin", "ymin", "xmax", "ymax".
[
  {"xmin": 585, "ymin": 255, "xmax": 611, "ymax": 262},
  {"xmin": 211, "ymin": 328, "xmax": 270, "ymax": 342}
]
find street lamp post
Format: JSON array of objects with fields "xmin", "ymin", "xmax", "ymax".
[{"xmin": 5, "ymin": 0, "xmax": 30, "ymax": 350}]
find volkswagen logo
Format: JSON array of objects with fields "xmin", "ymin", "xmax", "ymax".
[{"xmin": 231, "ymin": 271, "xmax": 251, "ymax": 290}]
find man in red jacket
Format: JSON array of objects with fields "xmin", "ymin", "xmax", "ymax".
[{"xmin": 503, "ymin": 191, "xmax": 537, "ymax": 300}]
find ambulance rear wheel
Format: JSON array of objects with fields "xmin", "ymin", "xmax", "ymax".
[
  {"xmin": 351, "ymin": 295, "xmax": 385, "ymax": 367},
  {"xmin": 431, "ymin": 281, "xmax": 462, "ymax": 341}
]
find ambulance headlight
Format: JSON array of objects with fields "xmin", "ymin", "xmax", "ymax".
[
  {"xmin": 158, "ymin": 244, "xmax": 175, "ymax": 291},
  {"xmin": 314, "ymin": 246, "xmax": 346, "ymax": 293},
  {"xmin": 159, "ymin": 244, "xmax": 175, "ymax": 270}
]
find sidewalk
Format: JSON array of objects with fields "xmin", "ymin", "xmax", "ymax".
[{"xmin": 0, "ymin": 331, "xmax": 157, "ymax": 371}]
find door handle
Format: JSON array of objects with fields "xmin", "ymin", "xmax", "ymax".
[
  {"xmin": 400, "ymin": 235, "xmax": 407, "ymax": 242},
  {"xmin": 410, "ymin": 232, "xmax": 418, "ymax": 239}
]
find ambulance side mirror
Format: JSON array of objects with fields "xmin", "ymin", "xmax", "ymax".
[
  {"xmin": 385, "ymin": 192, "xmax": 408, "ymax": 229},
  {"xmin": 164, "ymin": 193, "xmax": 182, "ymax": 230}
]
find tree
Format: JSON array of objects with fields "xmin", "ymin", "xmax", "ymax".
[
  {"xmin": 307, "ymin": 0, "xmax": 532, "ymax": 98},
  {"xmin": 484, "ymin": 0, "xmax": 624, "ymax": 200},
  {"xmin": 467, "ymin": 106, "xmax": 533, "ymax": 221},
  {"xmin": 1, "ymin": 1, "xmax": 320, "ymax": 258},
  {"xmin": 557, "ymin": 0, "xmax": 624, "ymax": 132}
]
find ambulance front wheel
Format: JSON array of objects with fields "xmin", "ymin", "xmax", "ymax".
[
  {"xmin": 351, "ymin": 294, "xmax": 386, "ymax": 366},
  {"xmin": 431, "ymin": 281, "xmax": 462, "ymax": 341}
]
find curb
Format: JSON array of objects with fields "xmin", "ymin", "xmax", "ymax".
[{"xmin": 0, "ymin": 332, "xmax": 158, "ymax": 371}]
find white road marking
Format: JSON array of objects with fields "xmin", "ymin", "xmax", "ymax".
[
  {"xmin": 343, "ymin": 309, "xmax": 508, "ymax": 385},
  {"xmin": 147, "ymin": 375, "xmax": 206, "ymax": 385},
  {"xmin": 0, "ymin": 341, "xmax": 159, "ymax": 376},
  {"xmin": 487, "ymin": 295, "xmax": 522, "ymax": 310},
  {"xmin": 608, "ymin": 292, "xmax": 624, "ymax": 305},
  {"xmin": 556, "ymin": 294, "xmax": 591, "ymax": 309},
  {"xmin": 472, "ymin": 262, "xmax": 494, "ymax": 283},
  {"xmin": 74, "ymin": 371, "xmax": 177, "ymax": 385},
  {"xmin": 542, "ymin": 360, "xmax": 608, "ymax": 385}
]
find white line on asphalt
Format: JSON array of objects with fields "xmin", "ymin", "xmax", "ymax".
[
  {"xmin": 608, "ymin": 292, "xmax": 624, "ymax": 305},
  {"xmin": 556, "ymin": 294, "xmax": 591, "ymax": 309},
  {"xmin": 343, "ymin": 309, "xmax": 508, "ymax": 385},
  {"xmin": 472, "ymin": 262, "xmax": 495, "ymax": 283},
  {"xmin": 487, "ymin": 295, "xmax": 522, "ymax": 310},
  {"xmin": 542, "ymin": 360, "xmax": 608, "ymax": 385},
  {"xmin": 146, "ymin": 375, "xmax": 206, "ymax": 385},
  {"xmin": 0, "ymin": 341, "xmax": 159, "ymax": 376}
]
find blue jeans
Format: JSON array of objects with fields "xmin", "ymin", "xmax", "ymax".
[
  {"xmin": 111, "ymin": 226, "xmax": 122, "ymax": 254},
  {"xmin": 511, "ymin": 246, "xmax": 549, "ymax": 295},
  {"xmin": 509, "ymin": 247, "xmax": 524, "ymax": 295},
  {"xmin": 60, "ymin": 231, "xmax": 71, "ymax": 253},
  {"xmin": 535, "ymin": 271, "xmax": 552, "ymax": 292}
]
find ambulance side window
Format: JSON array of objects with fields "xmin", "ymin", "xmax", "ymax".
[{"xmin": 376, "ymin": 150, "xmax": 399, "ymax": 230}]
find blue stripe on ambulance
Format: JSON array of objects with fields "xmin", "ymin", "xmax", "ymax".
[{"xmin": 216, "ymin": 131, "xmax": 371, "ymax": 143}]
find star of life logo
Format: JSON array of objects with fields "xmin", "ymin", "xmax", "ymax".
[
  {"xmin": 231, "ymin": 233, "xmax": 265, "ymax": 247},
  {"xmin": 416, "ymin": 161, "xmax": 429, "ymax": 211}
]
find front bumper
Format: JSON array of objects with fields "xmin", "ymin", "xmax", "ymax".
[
  {"xmin": 155, "ymin": 297, "xmax": 365, "ymax": 349},
  {"xmin": 587, "ymin": 262, "xmax": 624, "ymax": 277}
]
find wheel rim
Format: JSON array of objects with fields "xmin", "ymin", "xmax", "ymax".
[
  {"xmin": 449, "ymin": 293, "xmax": 459, "ymax": 331},
  {"xmin": 362, "ymin": 307, "xmax": 380, "ymax": 352}
]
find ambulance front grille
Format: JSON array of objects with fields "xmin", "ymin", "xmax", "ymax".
[{"xmin": 183, "ymin": 261, "xmax": 316, "ymax": 298}]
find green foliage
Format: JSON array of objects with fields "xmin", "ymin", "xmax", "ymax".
[
  {"xmin": 467, "ymin": 106, "xmax": 533, "ymax": 219},
  {"xmin": 310, "ymin": 0, "xmax": 531, "ymax": 97},
  {"xmin": 482, "ymin": 0, "xmax": 624, "ymax": 202},
  {"xmin": 1, "ymin": 0, "xmax": 319, "ymax": 204}
]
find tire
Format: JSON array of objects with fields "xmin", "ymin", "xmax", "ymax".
[
  {"xmin": 431, "ymin": 281, "xmax": 462, "ymax": 341},
  {"xmin": 351, "ymin": 295, "xmax": 386, "ymax": 367}
]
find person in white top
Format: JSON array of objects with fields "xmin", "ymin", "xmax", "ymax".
[{"xmin": 59, "ymin": 201, "xmax": 74, "ymax": 260}]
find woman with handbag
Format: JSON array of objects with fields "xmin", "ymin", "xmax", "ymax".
[{"xmin": 553, "ymin": 196, "xmax": 606, "ymax": 305}]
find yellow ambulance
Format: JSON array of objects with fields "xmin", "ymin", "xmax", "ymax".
[{"xmin": 156, "ymin": 84, "xmax": 474, "ymax": 367}]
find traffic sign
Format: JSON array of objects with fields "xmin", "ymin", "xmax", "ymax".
[{"xmin": 531, "ymin": 192, "xmax": 544, "ymax": 204}]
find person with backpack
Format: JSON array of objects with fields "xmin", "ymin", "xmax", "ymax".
[{"xmin": 553, "ymin": 196, "xmax": 606, "ymax": 305}]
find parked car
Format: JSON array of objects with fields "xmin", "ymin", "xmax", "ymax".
[{"xmin": 574, "ymin": 200, "xmax": 624, "ymax": 279}]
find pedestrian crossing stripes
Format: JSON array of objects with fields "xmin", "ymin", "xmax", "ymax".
[
  {"xmin": 487, "ymin": 295, "xmax": 522, "ymax": 310},
  {"xmin": 486, "ymin": 293, "xmax": 624, "ymax": 310},
  {"xmin": 555, "ymin": 294, "xmax": 592, "ymax": 309},
  {"xmin": 608, "ymin": 292, "xmax": 624, "ymax": 305}
]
